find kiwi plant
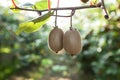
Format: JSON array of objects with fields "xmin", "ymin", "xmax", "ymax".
[
  {"xmin": 48, "ymin": 3, "xmax": 82, "ymax": 56},
  {"xmin": 11, "ymin": 0, "xmax": 108, "ymax": 56}
]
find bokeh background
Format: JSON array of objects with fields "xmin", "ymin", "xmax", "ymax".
[{"xmin": 0, "ymin": 0, "xmax": 120, "ymax": 80}]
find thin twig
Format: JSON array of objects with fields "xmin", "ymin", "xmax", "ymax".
[
  {"xmin": 101, "ymin": 0, "xmax": 109, "ymax": 19},
  {"xmin": 55, "ymin": 0, "xmax": 60, "ymax": 27},
  {"xmin": 10, "ymin": 4, "xmax": 101, "ymax": 13},
  {"xmin": 10, "ymin": 2, "xmax": 110, "ymax": 19},
  {"xmin": 55, "ymin": 10, "xmax": 58, "ymax": 27},
  {"xmin": 52, "ymin": 9, "xmax": 75, "ymax": 17},
  {"xmin": 70, "ymin": 9, "xmax": 75, "ymax": 27}
]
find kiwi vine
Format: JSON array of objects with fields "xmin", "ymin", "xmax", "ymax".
[{"xmin": 10, "ymin": 0, "xmax": 109, "ymax": 56}]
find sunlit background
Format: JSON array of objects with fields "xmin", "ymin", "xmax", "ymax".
[
  {"xmin": 0, "ymin": 0, "xmax": 118, "ymax": 31},
  {"xmin": 2, "ymin": 0, "xmax": 117, "ymax": 30},
  {"xmin": 0, "ymin": 0, "xmax": 120, "ymax": 80}
]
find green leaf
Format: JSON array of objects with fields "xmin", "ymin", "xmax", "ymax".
[
  {"xmin": 16, "ymin": 11, "xmax": 54, "ymax": 35},
  {"xmin": 34, "ymin": 0, "xmax": 48, "ymax": 10}
]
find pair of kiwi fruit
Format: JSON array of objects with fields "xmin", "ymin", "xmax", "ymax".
[{"xmin": 48, "ymin": 26, "xmax": 82, "ymax": 56}]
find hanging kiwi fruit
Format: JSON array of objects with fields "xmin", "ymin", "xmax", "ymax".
[
  {"xmin": 48, "ymin": 26, "xmax": 64, "ymax": 53},
  {"xmin": 63, "ymin": 27, "xmax": 82, "ymax": 56},
  {"xmin": 81, "ymin": 0, "xmax": 89, "ymax": 3},
  {"xmin": 48, "ymin": 0, "xmax": 64, "ymax": 54},
  {"xmin": 48, "ymin": 1, "xmax": 82, "ymax": 56}
]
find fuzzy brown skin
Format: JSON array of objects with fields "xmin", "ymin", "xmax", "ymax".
[
  {"xmin": 48, "ymin": 27, "xmax": 64, "ymax": 53},
  {"xmin": 81, "ymin": 0, "xmax": 89, "ymax": 3},
  {"xmin": 63, "ymin": 27, "xmax": 82, "ymax": 56}
]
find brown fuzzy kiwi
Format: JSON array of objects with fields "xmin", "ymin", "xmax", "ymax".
[
  {"xmin": 48, "ymin": 26, "xmax": 64, "ymax": 53},
  {"xmin": 63, "ymin": 27, "xmax": 82, "ymax": 56},
  {"xmin": 81, "ymin": 0, "xmax": 89, "ymax": 3}
]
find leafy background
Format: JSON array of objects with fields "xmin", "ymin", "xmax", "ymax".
[{"xmin": 0, "ymin": 0, "xmax": 120, "ymax": 80}]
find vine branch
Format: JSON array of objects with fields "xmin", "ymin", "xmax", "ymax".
[
  {"xmin": 101, "ymin": 0, "xmax": 109, "ymax": 19},
  {"xmin": 10, "ymin": 3, "xmax": 101, "ymax": 12},
  {"xmin": 10, "ymin": 0, "xmax": 109, "ymax": 19}
]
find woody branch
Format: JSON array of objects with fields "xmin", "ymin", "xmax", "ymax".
[{"xmin": 10, "ymin": 0, "xmax": 109, "ymax": 19}]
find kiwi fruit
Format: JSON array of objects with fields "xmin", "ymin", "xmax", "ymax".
[
  {"xmin": 63, "ymin": 27, "xmax": 82, "ymax": 56},
  {"xmin": 48, "ymin": 26, "xmax": 64, "ymax": 53},
  {"xmin": 81, "ymin": 0, "xmax": 89, "ymax": 3}
]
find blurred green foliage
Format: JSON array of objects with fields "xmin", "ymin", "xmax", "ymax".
[
  {"xmin": 0, "ymin": 5, "xmax": 51, "ymax": 80},
  {"xmin": 0, "ymin": 0, "xmax": 120, "ymax": 80}
]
